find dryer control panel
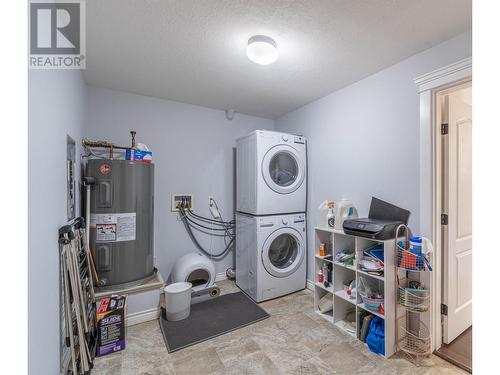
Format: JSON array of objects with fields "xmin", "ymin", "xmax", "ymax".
[
  {"xmin": 293, "ymin": 135, "xmax": 305, "ymax": 144},
  {"xmin": 257, "ymin": 214, "xmax": 306, "ymax": 234},
  {"xmin": 293, "ymin": 214, "xmax": 305, "ymax": 223},
  {"xmin": 256, "ymin": 130, "xmax": 306, "ymax": 146}
]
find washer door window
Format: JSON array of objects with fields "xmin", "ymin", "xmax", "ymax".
[
  {"xmin": 262, "ymin": 228, "xmax": 304, "ymax": 278},
  {"xmin": 262, "ymin": 145, "xmax": 305, "ymax": 194}
]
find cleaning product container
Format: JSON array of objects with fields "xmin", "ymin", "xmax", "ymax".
[
  {"xmin": 317, "ymin": 200, "xmax": 331, "ymax": 228},
  {"xmin": 409, "ymin": 237, "xmax": 423, "ymax": 255},
  {"xmin": 334, "ymin": 198, "xmax": 358, "ymax": 230},
  {"xmin": 164, "ymin": 282, "xmax": 192, "ymax": 321}
]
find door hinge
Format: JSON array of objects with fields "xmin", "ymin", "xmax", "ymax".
[
  {"xmin": 441, "ymin": 123, "xmax": 449, "ymax": 135},
  {"xmin": 441, "ymin": 214, "xmax": 448, "ymax": 225},
  {"xmin": 441, "ymin": 303, "xmax": 448, "ymax": 316}
]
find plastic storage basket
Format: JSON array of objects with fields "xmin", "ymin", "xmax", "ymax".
[{"xmin": 359, "ymin": 291, "xmax": 384, "ymax": 311}]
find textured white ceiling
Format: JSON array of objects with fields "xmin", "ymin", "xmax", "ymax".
[{"xmin": 84, "ymin": 0, "xmax": 471, "ymax": 119}]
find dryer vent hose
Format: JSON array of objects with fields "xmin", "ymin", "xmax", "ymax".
[{"xmin": 179, "ymin": 206, "xmax": 234, "ymax": 259}]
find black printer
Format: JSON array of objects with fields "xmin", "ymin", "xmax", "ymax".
[{"xmin": 342, "ymin": 197, "xmax": 410, "ymax": 240}]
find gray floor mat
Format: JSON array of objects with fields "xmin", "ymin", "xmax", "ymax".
[{"xmin": 159, "ymin": 291, "xmax": 269, "ymax": 352}]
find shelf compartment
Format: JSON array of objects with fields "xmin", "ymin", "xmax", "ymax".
[
  {"xmin": 316, "ymin": 254, "xmax": 333, "ymax": 263},
  {"xmin": 334, "ymin": 320, "xmax": 356, "ymax": 338},
  {"xmin": 315, "ymin": 309, "xmax": 334, "ymax": 323},
  {"xmin": 314, "ymin": 287, "xmax": 333, "ymax": 323},
  {"xmin": 333, "ymin": 295, "xmax": 357, "ymax": 339},
  {"xmin": 334, "ymin": 265, "xmax": 356, "ymax": 296},
  {"xmin": 334, "ymin": 289, "xmax": 357, "ymax": 305},
  {"xmin": 334, "ymin": 261, "xmax": 356, "ymax": 271},
  {"xmin": 334, "ymin": 232, "xmax": 355, "ymax": 255},
  {"xmin": 315, "ymin": 282, "xmax": 333, "ymax": 293},
  {"xmin": 315, "ymin": 229, "xmax": 333, "ymax": 258},
  {"xmin": 315, "ymin": 256, "xmax": 333, "ymax": 287},
  {"xmin": 357, "ymin": 302, "xmax": 385, "ymax": 319}
]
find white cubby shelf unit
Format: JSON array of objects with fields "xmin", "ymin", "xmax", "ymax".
[{"xmin": 313, "ymin": 226, "xmax": 397, "ymax": 358}]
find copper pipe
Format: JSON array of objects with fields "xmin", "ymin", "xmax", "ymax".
[{"xmin": 82, "ymin": 139, "xmax": 128, "ymax": 150}]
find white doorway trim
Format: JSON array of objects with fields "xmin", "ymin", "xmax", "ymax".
[{"xmin": 415, "ymin": 57, "xmax": 471, "ymax": 352}]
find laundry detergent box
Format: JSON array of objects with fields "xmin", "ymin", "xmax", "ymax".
[
  {"xmin": 96, "ymin": 295, "xmax": 127, "ymax": 356},
  {"xmin": 125, "ymin": 148, "xmax": 153, "ymax": 163}
]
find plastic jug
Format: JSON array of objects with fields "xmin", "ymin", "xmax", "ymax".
[{"xmin": 334, "ymin": 199, "xmax": 358, "ymax": 230}]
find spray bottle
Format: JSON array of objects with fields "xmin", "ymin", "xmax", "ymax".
[{"xmin": 327, "ymin": 201, "xmax": 335, "ymax": 228}]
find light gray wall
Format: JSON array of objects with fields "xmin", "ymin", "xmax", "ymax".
[
  {"xmin": 275, "ymin": 31, "xmax": 472, "ymax": 281},
  {"xmin": 86, "ymin": 86, "xmax": 274, "ymax": 313},
  {"xmin": 28, "ymin": 70, "xmax": 88, "ymax": 375}
]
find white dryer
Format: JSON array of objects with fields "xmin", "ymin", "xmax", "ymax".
[
  {"xmin": 236, "ymin": 212, "xmax": 306, "ymax": 302},
  {"xmin": 236, "ymin": 130, "xmax": 307, "ymax": 215}
]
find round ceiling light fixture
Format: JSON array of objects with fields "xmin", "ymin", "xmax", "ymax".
[{"xmin": 246, "ymin": 35, "xmax": 278, "ymax": 65}]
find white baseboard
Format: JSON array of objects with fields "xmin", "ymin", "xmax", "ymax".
[
  {"xmin": 215, "ymin": 272, "xmax": 228, "ymax": 282},
  {"xmin": 306, "ymin": 280, "xmax": 315, "ymax": 291},
  {"xmin": 126, "ymin": 307, "xmax": 159, "ymax": 327}
]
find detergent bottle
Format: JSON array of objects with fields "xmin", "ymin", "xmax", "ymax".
[{"xmin": 334, "ymin": 198, "xmax": 358, "ymax": 230}]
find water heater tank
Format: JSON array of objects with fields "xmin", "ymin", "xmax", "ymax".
[{"xmin": 87, "ymin": 159, "xmax": 155, "ymax": 288}]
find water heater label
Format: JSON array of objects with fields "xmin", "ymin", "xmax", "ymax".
[{"xmin": 91, "ymin": 213, "xmax": 136, "ymax": 242}]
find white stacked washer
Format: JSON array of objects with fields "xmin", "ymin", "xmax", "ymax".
[{"xmin": 236, "ymin": 130, "xmax": 307, "ymax": 302}]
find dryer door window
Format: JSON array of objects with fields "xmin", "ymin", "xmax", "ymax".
[
  {"xmin": 269, "ymin": 152, "xmax": 298, "ymax": 187},
  {"xmin": 262, "ymin": 145, "xmax": 305, "ymax": 194},
  {"xmin": 262, "ymin": 228, "xmax": 304, "ymax": 278}
]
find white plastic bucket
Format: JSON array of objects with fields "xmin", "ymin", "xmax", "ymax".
[{"xmin": 164, "ymin": 282, "xmax": 192, "ymax": 321}]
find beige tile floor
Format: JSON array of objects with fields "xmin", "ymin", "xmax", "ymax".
[{"xmin": 93, "ymin": 280, "xmax": 466, "ymax": 375}]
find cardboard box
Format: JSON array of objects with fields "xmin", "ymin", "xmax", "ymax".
[
  {"xmin": 125, "ymin": 148, "xmax": 153, "ymax": 163},
  {"xmin": 96, "ymin": 295, "xmax": 127, "ymax": 356}
]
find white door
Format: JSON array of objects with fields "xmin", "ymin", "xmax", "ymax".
[{"xmin": 442, "ymin": 89, "xmax": 472, "ymax": 344}]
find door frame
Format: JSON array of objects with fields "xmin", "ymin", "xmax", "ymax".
[{"xmin": 414, "ymin": 57, "xmax": 472, "ymax": 352}]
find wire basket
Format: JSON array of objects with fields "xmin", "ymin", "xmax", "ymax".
[
  {"xmin": 398, "ymin": 320, "xmax": 431, "ymax": 358},
  {"xmin": 397, "ymin": 243, "xmax": 430, "ymax": 271},
  {"xmin": 398, "ymin": 284, "xmax": 430, "ymax": 312}
]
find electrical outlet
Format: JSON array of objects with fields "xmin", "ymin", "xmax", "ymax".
[
  {"xmin": 208, "ymin": 196, "xmax": 221, "ymax": 219},
  {"xmin": 171, "ymin": 194, "xmax": 193, "ymax": 212}
]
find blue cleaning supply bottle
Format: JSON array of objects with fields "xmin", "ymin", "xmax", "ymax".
[{"xmin": 409, "ymin": 236, "xmax": 422, "ymax": 255}]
